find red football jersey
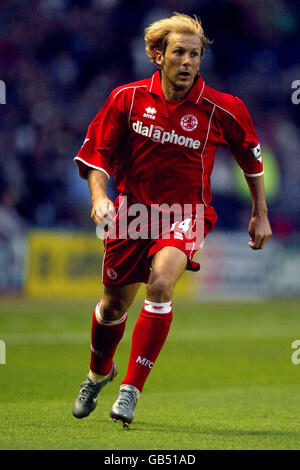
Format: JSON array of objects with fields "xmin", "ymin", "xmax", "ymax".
[{"xmin": 74, "ymin": 70, "xmax": 263, "ymax": 213}]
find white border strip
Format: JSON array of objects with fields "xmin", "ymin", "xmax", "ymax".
[
  {"xmin": 144, "ymin": 300, "xmax": 172, "ymax": 314},
  {"xmin": 101, "ymin": 249, "xmax": 106, "ymax": 280},
  {"xmin": 149, "ymin": 74, "xmax": 155, "ymax": 93},
  {"xmin": 203, "ymin": 97, "xmax": 237, "ymax": 120},
  {"xmin": 244, "ymin": 171, "xmax": 264, "ymax": 177},
  {"xmin": 200, "ymin": 104, "xmax": 216, "ymax": 206},
  {"xmin": 74, "ymin": 156, "xmax": 110, "ymax": 179},
  {"xmin": 195, "ymin": 80, "xmax": 205, "ymax": 104},
  {"xmin": 113, "ymin": 84, "xmax": 146, "ymax": 100},
  {"xmin": 128, "ymin": 87, "xmax": 136, "ymax": 128}
]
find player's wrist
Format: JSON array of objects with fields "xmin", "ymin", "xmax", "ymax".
[
  {"xmin": 92, "ymin": 195, "xmax": 110, "ymax": 205},
  {"xmin": 251, "ymin": 207, "xmax": 268, "ymax": 218}
]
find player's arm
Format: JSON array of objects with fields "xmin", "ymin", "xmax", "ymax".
[
  {"xmin": 222, "ymin": 96, "xmax": 272, "ymax": 250},
  {"xmin": 87, "ymin": 169, "xmax": 115, "ymax": 225},
  {"xmin": 75, "ymin": 89, "xmax": 129, "ymax": 225},
  {"xmin": 244, "ymin": 174, "xmax": 272, "ymax": 250}
]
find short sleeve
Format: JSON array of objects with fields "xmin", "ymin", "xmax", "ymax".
[
  {"xmin": 224, "ymin": 97, "xmax": 264, "ymax": 177},
  {"xmin": 74, "ymin": 90, "xmax": 128, "ymax": 179}
]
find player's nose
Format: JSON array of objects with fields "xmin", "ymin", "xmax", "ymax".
[
  {"xmin": 182, "ymin": 53, "xmax": 190, "ymax": 63},
  {"xmin": 182, "ymin": 53, "xmax": 192, "ymax": 67}
]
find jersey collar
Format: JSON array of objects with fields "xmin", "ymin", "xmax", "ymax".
[{"xmin": 146, "ymin": 70, "xmax": 205, "ymax": 105}]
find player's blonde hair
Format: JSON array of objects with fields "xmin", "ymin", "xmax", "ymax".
[{"xmin": 144, "ymin": 12, "xmax": 211, "ymax": 64}]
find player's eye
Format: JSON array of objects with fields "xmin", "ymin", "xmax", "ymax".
[
  {"xmin": 174, "ymin": 49, "xmax": 184, "ymax": 55},
  {"xmin": 191, "ymin": 51, "xmax": 199, "ymax": 57}
]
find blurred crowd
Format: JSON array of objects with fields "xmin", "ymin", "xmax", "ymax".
[{"xmin": 0, "ymin": 0, "xmax": 299, "ymax": 239}]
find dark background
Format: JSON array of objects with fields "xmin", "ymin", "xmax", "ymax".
[{"xmin": 0, "ymin": 0, "xmax": 299, "ymax": 238}]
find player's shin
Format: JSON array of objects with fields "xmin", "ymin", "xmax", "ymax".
[
  {"xmin": 121, "ymin": 300, "xmax": 173, "ymax": 392},
  {"xmin": 90, "ymin": 300, "xmax": 127, "ymax": 378}
]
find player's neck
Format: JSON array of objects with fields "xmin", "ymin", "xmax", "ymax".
[{"xmin": 161, "ymin": 78, "xmax": 190, "ymax": 102}]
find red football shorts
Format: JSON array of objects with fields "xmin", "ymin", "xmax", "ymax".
[{"xmin": 101, "ymin": 195, "xmax": 217, "ymax": 287}]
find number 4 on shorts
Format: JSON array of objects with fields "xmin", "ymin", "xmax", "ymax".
[{"xmin": 170, "ymin": 218, "xmax": 192, "ymax": 234}]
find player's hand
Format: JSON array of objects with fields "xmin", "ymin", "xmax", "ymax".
[
  {"xmin": 91, "ymin": 197, "xmax": 115, "ymax": 226},
  {"xmin": 248, "ymin": 214, "xmax": 272, "ymax": 250}
]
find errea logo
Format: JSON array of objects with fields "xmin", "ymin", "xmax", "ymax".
[{"xmin": 143, "ymin": 106, "xmax": 157, "ymax": 120}]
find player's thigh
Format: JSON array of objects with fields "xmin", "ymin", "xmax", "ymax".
[
  {"xmin": 101, "ymin": 282, "xmax": 141, "ymax": 321},
  {"xmin": 147, "ymin": 246, "xmax": 187, "ymax": 301}
]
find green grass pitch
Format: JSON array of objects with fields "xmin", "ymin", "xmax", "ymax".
[{"xmin": 0, "ymin": 297, "xmax": 300, "ymax": 450}]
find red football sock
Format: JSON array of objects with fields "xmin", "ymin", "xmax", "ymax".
[
  {"xmin": 90, "ymin": 300, "xmax": 127, "ymax": 376},
  {"xmin": 121, "ymin": 300, "xmax": 173, "ymax": 392}
]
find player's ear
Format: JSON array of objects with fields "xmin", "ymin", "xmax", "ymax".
[{"xmin": 154, "ymin": 49, "xmax": 164, "ymax": 68}]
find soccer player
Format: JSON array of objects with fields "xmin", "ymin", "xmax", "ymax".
[{"xmin": 72, "ymin": 13, "xmax": 272, "ymax": 427}]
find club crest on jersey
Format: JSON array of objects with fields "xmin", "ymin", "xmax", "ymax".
[
  {"xmin": 107, "ymin": 268, "xmax": 118, "ymax": 280},
  {"xmin": 143, "ymin": 106, "xmax": 157, "ymax": 120},
  {"xmin": 180, "ymin": 114, "xmax": 198, "ymax": 132}
]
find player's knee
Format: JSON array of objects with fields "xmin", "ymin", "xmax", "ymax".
[
  {"xmin": 146, "ymin": 276, "xmax": 173, "ymax": 302},
  {"xmin": 100, "ymin": 298, "xmax": 127, "ymax": 322}
]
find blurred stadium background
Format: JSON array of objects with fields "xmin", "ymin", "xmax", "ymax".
[{"xmin": 0, "ymin": 0, "xmax": 299, "ymax": 300}]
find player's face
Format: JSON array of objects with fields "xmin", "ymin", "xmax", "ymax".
[{"xmin": 156, "ymin": 32, "xmax": 202, "ymax": 97}]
